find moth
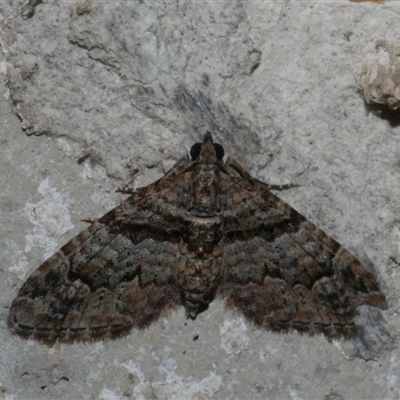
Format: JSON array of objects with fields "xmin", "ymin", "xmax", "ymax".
[{"xmin": 8, "ymin": 133, "xmax": 387, "ymax": 344}]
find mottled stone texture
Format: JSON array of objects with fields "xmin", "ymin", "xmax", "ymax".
[{"xmin": 1, "ymin": 1, "xmax": 399, "ymax": 399}]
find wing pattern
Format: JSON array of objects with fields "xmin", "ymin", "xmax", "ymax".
[
  {"xmin": 218, "ymin": 170, "xmax": 387, "ymax": 338},
  {"xmin": 8, "ymin": 169, "xmax": 187, "ymax": 344}
]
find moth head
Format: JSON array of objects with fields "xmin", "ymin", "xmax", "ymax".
[{"xmin": 190, "ymin": 132, "xmax": 225, "ymax": 163}]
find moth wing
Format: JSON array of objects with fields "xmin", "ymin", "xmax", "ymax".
[
  {"xmin": 8, "ymin": 168, "xmax": 189, "ymax": 344},
  {"xmin": 218, "ymin": 168, "xmax": 387, "ymax": 338}
]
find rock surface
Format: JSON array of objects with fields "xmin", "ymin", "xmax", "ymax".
[{"xmin": 1, "ymin": 1, "xmax": 399, "ymax": 399}]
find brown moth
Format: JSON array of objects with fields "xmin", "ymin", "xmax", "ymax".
[{"xmin": 8, "ymin": 133, "xmax": 387, "ymax": 344}]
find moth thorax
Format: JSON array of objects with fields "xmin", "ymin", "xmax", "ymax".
[{"xmin": 190, "ymin": 165, "xmax": 220, "ymax": 216}]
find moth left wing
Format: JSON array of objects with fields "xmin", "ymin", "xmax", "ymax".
[
  {"xmin": 8, "ymin": 158, "xmax": 191, "ymax": 344},
  {"xmin": 218, "ymin": 161, "xmax": 387, "ymax": 338}
]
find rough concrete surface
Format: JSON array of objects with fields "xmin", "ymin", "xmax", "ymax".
[{"xmin": 0, "ymin": 1, "xmax": 399, "ymax": 399}]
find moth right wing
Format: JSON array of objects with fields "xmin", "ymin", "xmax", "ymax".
[{"xmin": 218, "ymin": 159, "xmax": 387, "ymax": 338}]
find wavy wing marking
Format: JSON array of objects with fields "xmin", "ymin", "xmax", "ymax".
[
  {"xmin": 218, "ymin": 173, "xmax": 387, "ymax": 338},
  {"xmin": 8, "ymin": 174, "xmax": 188, "ymax": 344}
]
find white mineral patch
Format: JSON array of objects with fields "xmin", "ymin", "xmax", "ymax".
[
  {"xmin": 219, "ymin": 317, "xmax": 249, "ymax": 355},
  {"xmin": 24, "ymin": 178, "xmax": 74, "ymax": 260}
]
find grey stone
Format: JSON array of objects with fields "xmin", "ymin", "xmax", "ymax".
[{"xmin": 1, "ymin": 1, "xmax": 398, "ymax": 399}]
